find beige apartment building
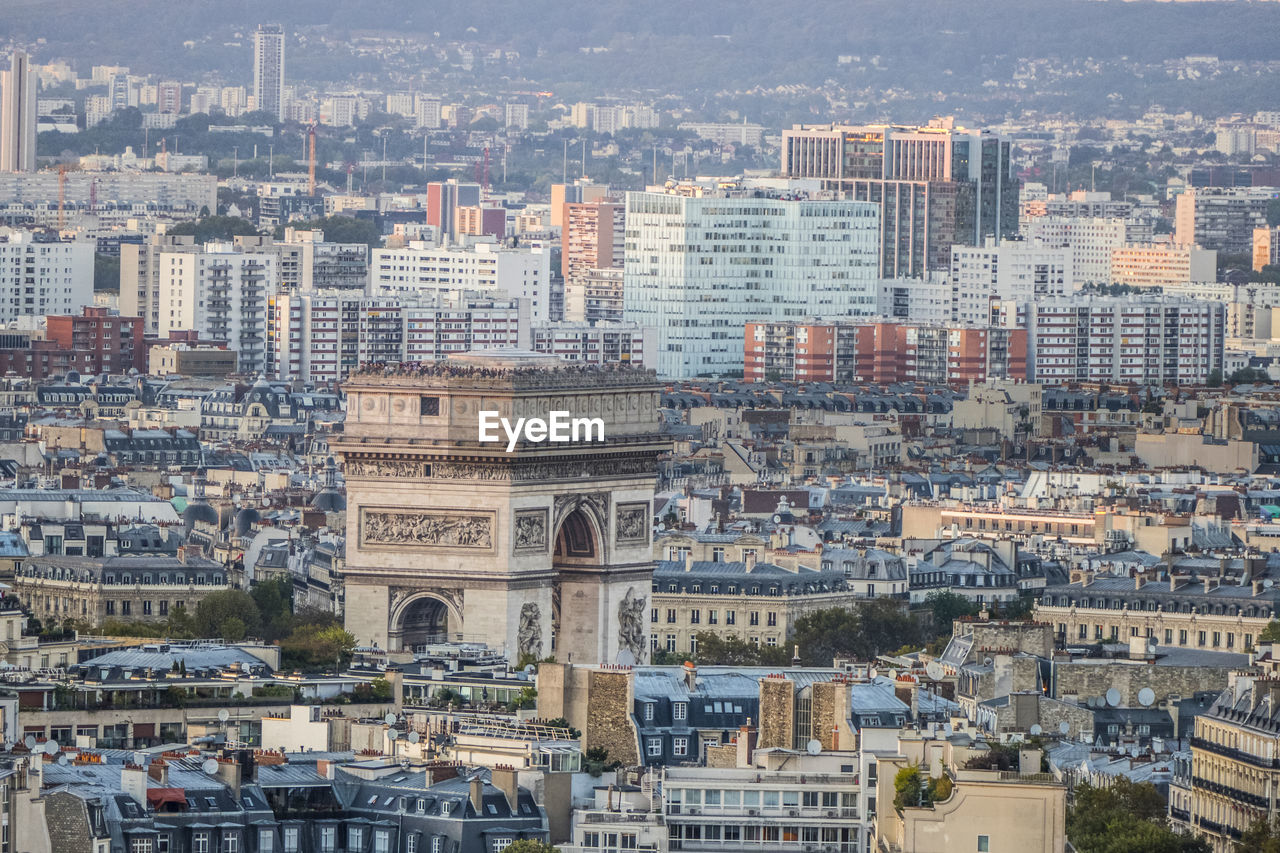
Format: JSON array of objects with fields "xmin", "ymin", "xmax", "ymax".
[{"xmin": 875, "ymin": 735, "xmax": 1066, "ymax": 853}]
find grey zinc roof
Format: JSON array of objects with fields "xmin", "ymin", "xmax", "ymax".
[{"xmin": 70, "ymin": 643, "xmax": 270, "ymax": 674}]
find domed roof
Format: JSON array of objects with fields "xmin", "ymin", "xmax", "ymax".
[
  {"xmin": 234, "ymin": 506, "xmax": 261, "ymax": 537},
  {"xmin": 311, "ymin": 488, "xmax": 346, "ymax": 512},
  {"xmin": 183, "ymin": 501, "xmax": 220, "ymax": 531}
]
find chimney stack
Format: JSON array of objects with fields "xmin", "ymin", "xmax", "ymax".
[
  {"xmin": 147, "ymin": 758, "xmax": 169, "ymax": 787},
  {"xmin": 490, "ymin": 765, "xmax": 519, "ymax": 812},
  {"xmin": 469, "ymin": 776, "xmax": 486, "ymax": 814}
]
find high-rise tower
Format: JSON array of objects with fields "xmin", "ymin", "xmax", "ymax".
[
  {"xmin": 0, "ymin": 51, "xmax": 37, "ymax": 172},
  {"xmin": 253, "ymin": 24, "xmax": 285, "ymax": 120}
]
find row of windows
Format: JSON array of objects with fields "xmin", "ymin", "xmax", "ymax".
[
  {"xmin": 652, "ymin": 608, "xmax": 775, "ymax": 626},
  {"xmin": 1064, "ymin": 622, "xmax": 1254, "ymax": 650}
]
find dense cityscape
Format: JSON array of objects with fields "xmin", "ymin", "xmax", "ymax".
[{"xmin": 0, "ymin": 3, "xmax": 1279, "ymax": 853}]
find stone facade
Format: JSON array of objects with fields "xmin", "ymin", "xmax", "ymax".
[
  {"xmin": 1053, "ymin": 660, "xmax": 1231, "ymax": 708},
  {"xmin": 757, "ymin": 676, "xmax": 795, "ymax": 750},
  {"xmin": 333, "ymin": 352, "xmax": 666, "ymax": 664}
]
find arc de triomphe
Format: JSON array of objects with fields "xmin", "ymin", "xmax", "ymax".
[{"xmin": 332, "ymin": 350, "xmax": 665, "ymax": 665}]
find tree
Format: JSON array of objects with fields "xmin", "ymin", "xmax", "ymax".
[
  {"xmin": 273, "ymin": 215, "xmax": 382, "ymax": 249},
  {"xmin": 1228, "ymin": 366, "xmax": 1271, "ymax": 385},
  {"xmin": 925, "ymin": 590, "xmax": 978, "ymax": 634},
  {"xmin": 280, "ymin": 623, "xmax": 357, "ymax": 672},
  {"xmin": 168, "ymin": 215, "xmax": 260, "ymax": 243},
  {"xmin": 499, "ymin": 843, "xmax": 559, "ymax": 853},
  {"xmin": 94, "ymin": 254, "xmax": 120, "ymax": 292},
  {"xmin": 1259, "ymin": 620, "xmax": 1280, "ymax": 644},
  {"xmin": 1239, "ymin": 817, "xmax": 1280, "ymax": 853},
  {"xmin": 893, "ymin": 765, "xmax": 926, "ymax": 810},
  {"xmin": 250, "ymin": 576, "xmax": 294, "ymax": 641},
  {"xmin": 194, "ymin": 590, "xmax": 262, "ymax": 639},
  {"xmin": 691, "ymin": 632, "xmax": 790, "ymax": 666},
  {"xmin": 1067, "ymin": 780, "xmax": 1208, "ymax": 853}
]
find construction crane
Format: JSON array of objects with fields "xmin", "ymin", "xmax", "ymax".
[{"xmin": 307, "ymin": 122, "xmax": 318, "ymax": 196}]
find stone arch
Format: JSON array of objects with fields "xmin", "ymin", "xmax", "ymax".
[{"xmin": 389, "ymin": 592, "xmax": 464, "ymax": 652}]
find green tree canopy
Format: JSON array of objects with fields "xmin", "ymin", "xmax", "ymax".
[
  {"xmin": 168, "ymin": 215, "xmax": 260, "ymax": 243},
  {"xmin": 273, "ymin": 215, "xmax": 382, "ymax": 249},
  {"xmin": 280, "ymin": 621, "xmax": 357, "ymax": 672},
  {"xmin": 250, "ymin": 576, "xmax": 295, "ymax": 641},
  {"xmin": 790, "ymin": 600, "xmax": 920, "ymax": 665},
  {"xmin": 499, "ymin": 842, "xmax": 559, "ymax": 853},
  {"xmin": 688, "ymin": 632, "xmax": 791, "ymax": 666},
  {"xmin": 193, "ymin": 590, "xmax": 262, "ymax": 640},
  {"xmin": 1239, "ymin": 817, "xmax": 1280, "ymax": 853},
  {"xmin": 1067, "ymin": 780, "xmax": 1208, "ymax": 853}
]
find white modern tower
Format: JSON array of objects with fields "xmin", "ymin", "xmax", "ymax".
[
  {"xmin": 253, "ymin": 24, "xmax": 286, "ymax": 120},
  {"xmin": 0, "ymin": 51, "xmax": 37, "ymax": 172}
]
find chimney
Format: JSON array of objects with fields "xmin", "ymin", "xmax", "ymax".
[
  {"xmin": 216, "ymin": 758, "xmax": 241, "ymax": 796},
  {"xmin": 1204, "ymin": 577, "xmax": 1217, "ymax": 594},
  {"xmin": 491, "ymin": 765, "xmax": 519, "ymax": 812},
  {"xmin": 1169, "ymin": 575, "xmax": 1180, "ymax": 592},
  {"xmin": 744, "ymin": 551, "xmax": 757, "ymax": 571},
  {"xmin": 735, "ymin": 721, "xmax": 758, "ymax": 768},
  {"xmin": 147, "ymin": 758, "xmax": 169, "ymax": 786},
  {"xmin": 1082, "ymin": 571, "xmax": 1095, "ymax": 587},
  {"xmin": 316, "ymin": 759, "xmax": 335, "ymax": 780},
  {"xmin": 1254, "ymin": 580, "xmax": 1264, "ymax": 597},
  {"xmin": 1134, "ymin": 574, "xmax": 1146, "ymax": 591},
  {"xmin": 684, "ymin": 553, "xmax": 693, "ymax": 572},
  {"xmin": 121, "ymin": 764, "xmax": 147, "ymax": 805},
  {"xmin": 469, "ymin": 776, "xmax": 486, "ymax": 814},
  {"xmin": 683, "ymin": 661, "xmax": 697, "ymax": 689}
]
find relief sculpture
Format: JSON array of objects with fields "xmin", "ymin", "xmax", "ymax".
[
  {"xmin": 617, "ymin": 586, "xmax": 648, "ymax": 662},
  {"xmin": 513, "ymin": 510, "xmax": 548, "ymax": 551},
  {"xmin": 517, "ymin": 602, "xmax": 543, "ymax": 660},
  {"xmin": 362, "ymin": 509, "xmax": 493, "ymax": 549},
  {"xmin": 615, "ymin": 503, "xmax": 649, "ymax": 543}
]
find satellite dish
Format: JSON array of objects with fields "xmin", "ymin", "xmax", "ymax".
[
  {"xmin": 385, "ymin": 713, "xmax": 398, "ymax": 726},
  {"xmin": 616, "ymin": 648, "xmax": 636, "ymax": 666},
  {"xmin": 46, "ymin": 739, "xmax": 58, "ymax": 754},
  {"xmin": 1059, "ymin": 721, "xmax": 1071, "ymax": 735},
  {"xmin": 1030, "ymin": 724, "xmax": 1043, "ymax": 736},
  {"xmin": 806, "ymin": 739, "xmax": 822, "ymax": 755},
  {"xmin": 1106, "ymin": 688, "xmax": 1122, "ymax": 707},
  {"xmin": 218, "ymin": 709, "xmax": 230, "ymax": 723},
  {"xmin": 925, "ymin": 662, "xmax": 944, "ymax": 681},
  {"xmin": 983, "ymin": 657, "xmax": 993, "ymax": 667},
  {"xmin": 202, "ymin": 759, "xmax": 219, "ymax": 775},
  {"xmin": 1267, "ymin": 580, "xmax": 1275, "ymax": 589},
  {"xmin": 408, "ymin": 731, "xmax": 420, "ymax": 744},
  {"xmin": 57, "ymin": 754, "xmax": 68, "ymax": 766},
  {"xmin": 772, "ymin": 514, "xmax": 782, "ymax": 524},
  {"xmin": 523, "ymin": 664, "xmax": 536, "ymax": 675},
  {"xmin": 23, "ymin": 735, "xmax": 34, "ymax": 750},
  {"xmin": 658, "ymin": 523, "xmax": 667, "ymax": 532},
  {"xmin": 1138, "ymin": 687, "xmax": 1156, "ymax": 707},
  {"xmin": 388, "ymin": 730, "xmax": 399, "ymax": 742}
]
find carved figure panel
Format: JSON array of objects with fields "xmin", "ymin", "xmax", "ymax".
[
  {"xmin": 617, "ymin": 587, "xmax": 647, "ymax": 662},
  {"xmin": 615, "ymin": 502, "xmax": 650, "ymax": 545},
  {"xmin": 362, "ymin": 508, "xmax": 494, "ymax": 550},
  {"xmin": 513, "ymin": 509, "xmax": 549, "ymax": 553},
  {"xmin": 517, "ymin": 602, "xmax": 543, "ymax": 659}
]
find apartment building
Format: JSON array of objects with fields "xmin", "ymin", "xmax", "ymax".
[
  {"xmin": 1015, "ymin": 295, "xmax": 1226, "ymax": 385},
  {"xmin": 1255, "ymin": 225, "xmax": 1280, "ymax": 272},
  {"xmin": 0, "ymin": 230, "xmax": 94, "ymax": 326},
  {"xmin": 1176, "ymin": 186, "xmax": 1280, "ymax": 255},
  {"xmin": 370, "ymin": 240, "xmax": 552, "ymax": 322},
  {"xmin": 1109, "ymin": 243, "xmax": 1217, "ymax": 290},
  {"xmin": 530, "ymin": 321, "xmax": 652, "ymax": 367},
  {"xmin": 623, "ymin": 192, "xmax": 879, "ymax": 378},
  {"xmin": 274, "ymin": 290, "xmax": 529, "ymax": 384},
  {"xmin": 153, "ymin": 242, "xmax": 278, "ymax": 375},
  {"xmin": 1019, "ymin": 216, "xmax": 1131, "ymax": 284},
  {"xmin": 744, "ymin": 320, "xmax": 1026, "ymax": 387},
  {"xmin": 949, "ymin": 239, "xmax": 1073, "ymax": 326},
  {"xmin": 562, "ymin": 199, "xmax": 625, "ymax": 322},
  {"xmin": 781, "ymin": 121, "xmax": 1017, "ymax": 276},
  {"xmin": 567, "ymin": 267, "xmax": 624, "ymax": 325},
  {"xmin": 43, "ymin": 306, "xmax": 145, "ymax": 374}
]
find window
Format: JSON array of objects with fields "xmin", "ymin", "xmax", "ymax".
[
  {"xmin": 259, "ymin": 832, "xmax": 273, "ymax": 853},
  {"xmin": 582, "ymin": 834, "xmax": 600, "ymax": 850},
  {"xmin": 193, "ymin": 835, "xmax": 209, "ymax": 853},
  {"xmin": 708, "ymin": 610, "xmax": 718, "ymax": 625},
  {"xmin": 726, "ymin": 611, "xmax": 736, "ymax": 625},
  {"xmin": 666, "ymin": 609, "xmax": 676, "ymax": 623},
  {"xmin": 673, "ymin": 737, "xmax": 688, "ymax": 757},
  {"xmin": 223, "ymin": 833, "xmax": 239, "ymax": 853},
  {"xmin": 978, "ymin": 837, "xmax": 990, "ymax": 853},
  {"xmin": 431, "ymin": 838, "xmax": 441, "ymax": 853},
  {"xmin": 374, "ymin": 831, "xmax": 390, "ymax": 853},
  {"xmin": 157, "ymin": 836, "xmax": 171, "ymax": 853},
  {"xmin": 349, "ymin": 828, "xmax": 363, "ymax": 851},
  {"xmin": 767, "ymin": 612, "xmax": 777, "ymax": 627},
  {"xmin": 491, "ymin": 840, "xmax": 512, "ymax": 853},
  {"xmin": 647, "ymin": 737, "xmax": 662, "ymax": 757},
  {"xmin": 749, "ymin": 612, "xmax": 759, "ymax": 626},
  {"xmin": 644, "ymin": 703, "xmax": 654, "ymax": 721},
  {"xmin": 407, "ymin": 837, "xmax": 418, "ymax": 853},
  {"xmin": 283, "ymin": 828, "xmax": 299, "ymax": 853},
  {"xmin": 320, "ymin": 828, "xmax": 335, "ymax": 853},
  {"xmin": 130, "ymin": 839, "xmax": 153, "ymax": 853},
  {"xmin": 673, "ymin": 702, "xmax": 687, "ymax": 721},
  {"xmin": 690, "ymin": 610, "xmax": 700, "ymax": 624},
  {"xmin": 666, "ymin": 635, "xmax": 676, "ymax": 652}
]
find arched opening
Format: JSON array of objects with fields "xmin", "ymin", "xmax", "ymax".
[
  {"xmin": 397, "ymin": 596, "xmax": 451, "ymax": 652},
  {"xmin": 554, "ymin": 508, "xmax": 598, "ymax": 562}
]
